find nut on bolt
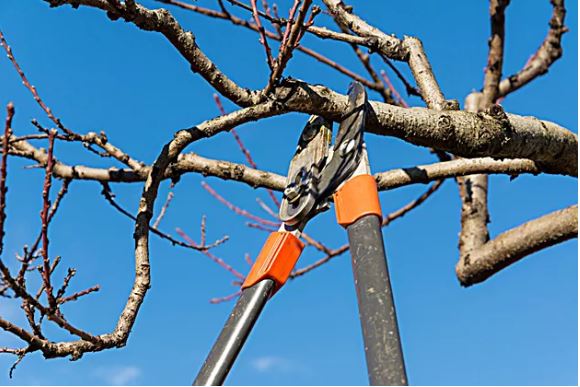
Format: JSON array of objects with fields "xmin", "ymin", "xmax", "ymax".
[{"xmin": 284, "ymin": 185, "xmax": 302, "ymax": 203}]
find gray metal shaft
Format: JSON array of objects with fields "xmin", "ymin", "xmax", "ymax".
[
  {"xmin": 193, "ymin": 280, "xmax": 275, "ymax": 386},
  {"xmin": 346, "ymin": 214, "xmax": 407, "ymax": 386}
]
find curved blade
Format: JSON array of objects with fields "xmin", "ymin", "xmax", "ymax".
[
  {"xmin": 316, "ymin": 82, "xmax": 368, "ymax": 199},
  {"xmin": 278, "ymin": 116, "xmax": 332, "ymax": 226},
  {"xmin": 279, "ymin": 82, "xmax": 368, "ymax": 227}
]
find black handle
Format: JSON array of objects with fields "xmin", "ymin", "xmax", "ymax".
[
  {"xmin": 346, "ymin": 214, "xmax": 407, "ymax": 386},
  {"xmin": 193, "ymin": 279, "xmax": 275, "ymax": 386}
]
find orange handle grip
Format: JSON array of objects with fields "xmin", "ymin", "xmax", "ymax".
[
  {"xmin": 242, "ymin": 232, "xmax": 304, "ymax": 292},
  {"xmin": 333, "ymin": 174, "xmax": 382, "ymax": 227}
]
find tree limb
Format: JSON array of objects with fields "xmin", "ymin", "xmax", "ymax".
[
  {"xmin": 374, "ymin": 157, "xmax": 547, "ymax": 190},
  {"xmin": 270, "ymin": 80, "xmax": 577, "ymax": 176},
  {"xmin": 498, "ymin": 0, "xmax": 567, "ymax": 97},
  {"xmin": 322, "ymin": 0, "xmax": 447, "ymax": 109},
  {"xmin": 456, "ymin": 204, "xmax": 577, "ymax": 286}
]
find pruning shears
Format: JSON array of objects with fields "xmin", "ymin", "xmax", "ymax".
[{"xmin": 193, "ymin": 83, "xmax": 407, "ymax": 386}]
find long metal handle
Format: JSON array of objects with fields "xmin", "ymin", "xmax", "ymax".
[
  {"xmin": 346, "ymin": 214, "xmax": 407, "ymax": 386},
  {"xmin": 193, "ymin": 279, "xmax": 275, "ymax": 386}
]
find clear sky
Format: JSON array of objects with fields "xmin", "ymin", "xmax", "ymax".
[{"xmin": 0, "ymin": 0, "xmax": 577, "ymax": 385}]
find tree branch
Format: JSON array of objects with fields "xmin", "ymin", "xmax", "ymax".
[
  {"xmin": 322, "ymin": 0, "xmax": 448, "ymax": 109},
  {"xmin": 456, "ymin": 204, "xmax": 577, "ymax": 286},
  {"xmin": 269, "ymin": 80, "xmax": 577, "ymax": 176},
  {"xmin": 375, "ymin": 157, "xmax": 546, "ymax": 191},
  {"xmin": 44, "ymin": 0, "xmax": 259, "ymax": 106},
  {"xmin": 498, "ymin": 0, "xmax": 567, "ymax": 97},
  {"xmin": 157, "ymin": 0, "xmax": 379, "ymax": 91},
  {"xmin": 482, "ymin": 0, "xmax": 510, "ymax": 106}
]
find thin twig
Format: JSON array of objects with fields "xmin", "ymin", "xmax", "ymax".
[
  {"xmin": 153, "ymin": 187, "xmax": 174, "ymax": 229},
  {"xmin": 213, "ymin": 94, "xmax": 280, "ymax": 207},
  {"xmin": 0, "ymin": 103, "xmax": 14, "ymax": 257},
  {"xmin": 39, "ymin": 130, "xmax": 57, "ymax": 309},
  {"xmin": 176, "ymin": 228, "xmax": 245, "ymax": 279},
  {"xmin": 100, "ymin": 182, "xmax": 228, "ymax": 251},
  {"xmin": 0, "ymin": 31, "xmax": 75, "ymax": 138},
  {"xmin": 57, "ymin": 285, "xmax": 100, "ymax": 304},
  {"xmin": 380, "ymin": 70, "xmax": 409, "ymax": 107},
  {"xmin": 264, "ymin": 0, "xmax": 312, "ymax": 94},
  {"xmin": 201, "ymin": 181, "xmax": 280, "ymax": 227},
  {"xmin": 209, "ymin": 289, "xmax": 241, "ymax": 304},
  {"xmin": 250, "ymin": 0, "xmax": 275, "ymax": 69}
]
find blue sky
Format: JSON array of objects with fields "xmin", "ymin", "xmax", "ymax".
[{"xmin": 0, "ymin": 0, "xmax": 577, "ymax": 385}]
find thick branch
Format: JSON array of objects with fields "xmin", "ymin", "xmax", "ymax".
[
  {"xmin": 9, "ymin": 82, "xmax": 577, "ymax": 186},
  {"xmin": 270, "ymin": 80, "xmax": 577, "ymax": 176},
  {"xmin": 322, "ymin": 0, "xmax": 406, "ymax": 60},
  {"xmin": 482, "ymin": 0, "xmax": 510, "ymax": 106},
  {"xmin": 9, "ymin": 136, "xmax": 287, "ymax": 188},
  {"xmin": 456, "ymin": 205, "xmax": 578, "ymax": 286},
  {"xmin": 457, "ymin": 93, "xmax": 491, "ymax": 256},
  {"xmin": 458, "ymin": 0, "xmax": 507, "ymax": 268},
  {"xmin": 375, "ymin": 157, "xmax": 545, "ymax": 190},
  {"xmin": 10, "ymin": 131, "xmax": 569, "ymax": 193},
  {"xmin": 27, "ymin": 4, "xmax": 579, "ymax": 176}
]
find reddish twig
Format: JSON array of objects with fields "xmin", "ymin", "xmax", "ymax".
[
  {"xmin": 153, "ymin": 187, "xmax": 174, "ymax": 229},
  {"xmin": 381, "ymin": 55, "xmax": 421, "ymax": 97},
  {"xmin": 57, "ymin": 285, "xmax": 100, "ymax": 305},
  {"xmin": 175, "ymin": 227, "xmax": 245, "ymax": 279},
  {"xmin": 261, "ymin": 0, "xmax": 272, "ymax": 17},
  {"xmin": 213, "ymin": 94, "xmax": 280, "ymax": 207},
  {"xmin": 270, "ymin": 3, "xmax": 283, "ymax": 36},
  {"xmin": 100, "ymin": 182, "xmax": 228, "ymax": 251},
  {"xmin": 250, "ymin": 0, "xmax": 275, "ymax": 69},
  {"xmin": 34, "ymin": 256, "xmax": 61, "ymax": 301},
  {"xmin": 382, "ymin": 180, "xmax": 444, "ymax": 226},
  {"xmin": 332, "ymin": 21, "xmax": 395, "ymax": 104},
  {"xmin": 213, "ymin": 94, "xmax": 259, "ymax": 168},
  {"xmin": 380, "ymin": 70, "xmax": 409, "ymax": 108},
  {"xmin": 0, "ymin": 31, "xmax": 75, "ymax": 138},
  {"xmin": 297, "ymin": 5, "xmax": 320, "ymax": 41},
  {"xmin": 299, "ymin": 232, "xmax": 332, "ymax": 254},
  {"xmin": 209, "ymin": 289, "xmax": 241, "ymax": 304},
  {"xmin": 39, "ymin": 130, "xmax": 57, "ymax": 309},
  {"xmin": 255, "ymin": 197, "xmax": 279, "ymax": 219},
  {"xmin": 226, "ymin": 0, "xmax": 280, "ymax": 23},
  {"xmin": 280, "ymin": 0, "xmax": 300, "ymax": 48},
  {"xmin": 55, "ymin": 268, "xmax": 76, "ymax": 301},
  {"xmin": 15, "ymin": 178, "xmax": 71, "ymax": 291},
  {"xmin": 290, "ymin": 245, "xmax": 348, "ymax": 278},
  {"xmin": 246, "ymin": 222, "xmax": 278, "ymax": 233},
  {"xmin": 262, "ymin": 0, "xmax": 313, "ymax": 94},
  {"xmin": 201, "ymin": 181, "xmax": 280, "ymax": 227},
  {"xmin": 0, "ymin": 103, "xmax": 14, "ymax": 257}
]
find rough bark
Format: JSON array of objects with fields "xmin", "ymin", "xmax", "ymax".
[{"xmin": 456, "ymin": 205, "xmax": 578, "ymax": 285}]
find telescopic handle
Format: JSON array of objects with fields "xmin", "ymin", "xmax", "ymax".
[
  {"xmin": 346, "ymin": 214, "xmax": 407, "ymax": 386},
  {"xmin": 334, "ymin": 173, "xmax": 407, "ymax": 385},
  {"xmin": 194, "ymin": 231, "xmax": 304, "ymax": 385},
  {"xmin": 193, "ymin": 279, "xmax": 275, "ymax": 386}
]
